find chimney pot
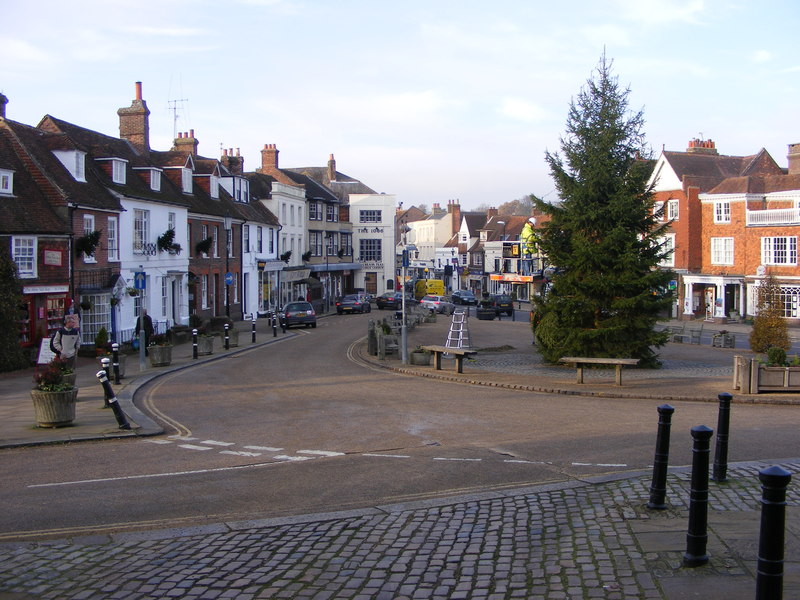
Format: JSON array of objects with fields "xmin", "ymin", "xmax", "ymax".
[{"xmin": 135, "ymin": 81, "xmax": 142, "ymax": 101}]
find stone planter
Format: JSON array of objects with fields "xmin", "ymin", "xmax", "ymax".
[
  {"xmin": 736, "ymin": 357, "xmax": 800, "ymax": 394},
  {"xmin": 197, "ymin": 336, "xmax": 215, "ymax": 356},
  {"xmin": 61, "ymin": 372, "xmax": 77, "ymax": 387},
  {"xmin": 31, "ymin": 388, "xmax": 78, "ymax": 427},
  {"xmin": 712, "ymin": 333, "xmax": 735, "ymax": 348},
  {"xmin": 410, "ymin": 351, "xmax": 432, "ymax": 366},
  {"xmin": 148, "ymin": 344, "xmax": 173, "ymax": 367},
  {"xmin": 476, "ymin": 308, "xmax": 496, "ymax": 321}
]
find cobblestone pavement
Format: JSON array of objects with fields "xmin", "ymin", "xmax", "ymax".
[{"xmin": 1, "ymin": 462, "xmax": 798, "ymax": 600}]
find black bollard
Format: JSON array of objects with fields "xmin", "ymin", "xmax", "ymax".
[
  {"xmin": 100, "ymin": 357, "xmax": 112, "ymax": 408},
  {"xmin": 192, "ymin": 328, "xmax": 198, "ymax": 359},
  {"xmin": 224, "ymin": 323, "xmax": 230, "ymax": 350},
  {"xmin": 95, "ymin": 371, "xmax": 131, "ymax": 430},
  {"xmin": 683, "ymin": 425, "xmax": 714, "ymax": 567},
  {"xmin": 272, "ymin": 312, "xmax": 277, "ymax": 337},
  {"xmin": 756, "ymin": 466, "xmax": 792, "ymax": 600},
  {"xmin": 251, "ymin": 314, "xmax": 256, "ymax": 344},
  {"xmin": 647, "ymin": 404, "xmax": 675, "ymax": 510},
  {"xmin": 112, "ymin": 342, "xmax": 121, "ymax": 384},
  {"xmin": 712, "ymin": 393, "xmax": 732, "ymax": 483}
]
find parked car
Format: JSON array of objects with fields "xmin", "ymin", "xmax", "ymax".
[
  {"xmin": 336, "ymin": 294, "xmax": 372, "ymax": 314},
  {"xmin": 451, "ymin": 290, "xmax": 477, "ymax": 305},
  {"xmin": 280, "ymin": 301, "xmax": 317, "ymax": 328},
  {"xmin": 489, "ymin": 293, "xmax": 514, "ymax": 316},
  {"xmin": 420, "ymin": 295, "xmax": 456, "ymax": 315},
  {"xmin": 375, "ymin": 292, "xmax": 416, "ymax": 310}
]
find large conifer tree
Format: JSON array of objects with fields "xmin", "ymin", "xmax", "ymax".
[
  {"xmin": 0, "ymin": 251, "xmax": 30, "ymax": 372},
  {"xmin": 533, "ymin": 56, "xmax": 674, "ymax": 367}
]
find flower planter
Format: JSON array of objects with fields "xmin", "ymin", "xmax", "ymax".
[
  {"xmin": 712, "ymin": 333, "xmax": 735, "ymax": 348},
  {"xmin": 476, "ymin": 308, "xmax": 496, "ymax": 321},
  {"xmin": 61, "ymin": 372, "xmax": 77, "ymax": 387},
  {"xmin": 410, "ymin": 351, "xmax": 432, "ymax": 366},
  {"xmin": 197, "ymin": 336, "xmax": 214, "ymax": 356},
  {"xmin": 31, "ymin": 388, "xmax": 78, "ymax": 427},
  {"xmin": 739, "ymin": 358, "xmax": 800, "ymax": 393},
  {"xmin": 148, "ymin": 345, "xmax": 173, "ymax": 367}
]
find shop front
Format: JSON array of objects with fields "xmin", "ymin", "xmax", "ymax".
[
  {"xmin": 19, "ymin": 284, "xmax": 71, "ymax": 352},
  {"xmin": 681, "ymin": 275, "xmax": 743, "ymax": 323}
]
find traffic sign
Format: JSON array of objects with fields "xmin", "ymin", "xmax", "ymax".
[
  {"xmin": 225, "ymin": 272, "xmax": 234, "ymax": 285},
  {"xmin": 134, "ymin": 271, "xmax": 146, "ymax": 290}
]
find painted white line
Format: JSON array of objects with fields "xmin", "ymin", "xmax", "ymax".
[
  {"xmin": 220, "ymin": 450, "xmax": 262, "ymax": 458},
  {"xmin": 363, "ymin": 453, "xmax": 411, "ymax": 459},
  {"xmin": 200, "ymin": 440, "xmax": 236, "ymax": 447},
  {"xmin": 503, "ymin": 459, "xmax": 545, "ymax": 464},
  {"xmin": 597, "ymin": 463, "xmax": 628, "ymax": 467},
  {"xmin": 572, "ymin": 462, "xmax": 592, "ymax": 466},
  {"xmin": 29, "ymin": 463, "xmax": 277, "ymax": 488},
  {"xmin": 143, "ymin": 439, "xmax": 173, "ymax": 445},
  {"xmin": 169, "ymin": 436, "xmax": 198, "ymax": 441},
  {"xmin": 179, "ymin": 444, "xmax": 215, "ymax": 451},
  {"xmin": 433, "ymin": 457, "xmax": 482, "ymax": 462},
  {"xmin": 243, "ymin": 446, "xmax": 284, "ymax": 452},
  {"xmin": 297, "ymin": 450, "xmax": 345, "ymax": 457},
  {"xmin": 273, "ymin": 455, "xmax": 315, "ymax": 462}
]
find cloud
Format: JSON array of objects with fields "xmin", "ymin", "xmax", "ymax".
[
  {"xmin": 121, "ymin": 26, "xmax": 207, "ymax": 37},
  {"xmin": 751, "ymin": 49, "xmax": 772, "ymax": 64},
  {"xmin": 0, "ymin": 37, "xmax": 53, "ymax": 64},
  {"xmin": 498, "ymin": 98, "xmax": 549, "ymax": 123}
]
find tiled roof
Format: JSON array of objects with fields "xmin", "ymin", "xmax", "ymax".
[
  {"xmin": 663, "ymin": 148, "xmax": 783, "ymax": 193},
  {"xmin": 287, "ymin": 166, "xmax": 377, "ymax": 204},
  {"xmin": 708, "ymin": 173, "xmax": 800, "ymax": 195},
  {"xmin": 0, "ymin": 120, "xmax": 68, "ymax": 234},
  {"xmin": 281, "ymin": 170, "xmax": 340, "ymax": 203}
]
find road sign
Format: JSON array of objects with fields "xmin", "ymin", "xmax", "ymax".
[
  {"xmin": 225, "ymin": 272, "xmax": 234, "ymax": 285},
  {"xmin": 134, "ymin": 271, "xmax": 146, "ymax": 290}
]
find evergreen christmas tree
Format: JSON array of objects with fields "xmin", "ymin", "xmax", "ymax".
[
  {"xmin": 0, "ymin": 251, "xmax": 31, "ymax": 372},
  {"xmin": 533, "ymin": 55, "xmax": 674, "ymax": 367}
]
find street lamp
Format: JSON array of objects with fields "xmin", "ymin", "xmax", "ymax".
[
  {"xmin": 224, "ymin": 215, "xmax": 232, "ymax": 317},
  {"xmin": 325, "ymin": 232, "xmax": 332, "ymax": 312},
  {"xmin": 496, "ymin": 220, "xmax": 506, "ymax": 293}
]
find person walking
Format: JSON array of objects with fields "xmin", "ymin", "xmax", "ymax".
[
  {"xmin": 52, "ymin": 314, "xmax": 81, "ymax": 370},
  {"xmin": 135, "ymin": 309, "xmax": 154, "ymax": 356}
]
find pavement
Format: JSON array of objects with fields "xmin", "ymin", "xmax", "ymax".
[{"xmin": 1, "ymin": 310, "xmax": 799, "ymax": 599}]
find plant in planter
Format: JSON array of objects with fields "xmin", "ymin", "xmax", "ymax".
[
  {"xmin": 157, "ymin": 228, "xmax": 182, "ymax": 254},
  {"xmin": 280, "ymin": 250, "xmax": 292, "ymax": 263},
  {"xmin": 409, "ymin": 346, "xmax": 432, "ymax": 366},
  {"xmin": 94, "ymin": 327, "xmax": 109, "ymax": 355},
  {"xmin": 195, "ymin": 237, "xmax": 213, "ymax": 257},
  {"xmin": 75, "ymin": 230, "xmax": 102, "ymax": 258},
  {"xmin": 126, "ymin": 287, "xmax": 139, "ymax": 297},
  {"xmin": 31, "ymin": 359, "xmax": 78, "ymax": 427},
  {"xmin": 148, "ymin": 333, "xmax": 173, "ymax": 367},
  {"xmin": 79, "ymin": 299, "xmax": 93, "ymax": 311}
]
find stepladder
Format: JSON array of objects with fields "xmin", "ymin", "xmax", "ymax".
[{"xmin": 445, "ymin": 309, "xmax": 471, "ymax": 351}]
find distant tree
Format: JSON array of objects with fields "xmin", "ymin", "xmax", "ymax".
[
  {"xmin": 749, "ymin": 273, "xmax": 789, "ymax": 353},
  {"xmin": 532, "ymin": 55, "xmax": 673, "ymax": 367},
  {"xmin": 0, "ymin": 251, "xmax": 30, "ymax": 372},
  {"xmin": 417, "ymin": 203, "xmax": 429, "ymax": 215},
  {"xmin": 498, "ymin": 195, "xmax": 536, "ymax": 216}
]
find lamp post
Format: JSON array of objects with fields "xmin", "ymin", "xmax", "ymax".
[
  {"xmin": 497, "ymin": 220, "xmax": 506, "ymax": 293},
  {"xmin": 400, "ymin": 223, "xmax": 411, "ymax": 364},
  {"xmin": 224, "ymin": 215, "xmax": 232, "ymax": 317},
  {"xmin": 325, "ymin": 232, "xmax": 332, "ymax": 312}
]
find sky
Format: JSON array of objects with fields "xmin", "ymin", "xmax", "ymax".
[{"xmin": 2, "ymin": 0, "xmax": 798, "ymax": 211}]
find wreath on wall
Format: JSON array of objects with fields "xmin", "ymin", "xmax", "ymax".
[
  {"xmin": 195, "ymin": 237, "xmax": 213, "ymax": 256},
  {"xmin": 75, "ymin": 230, "xmax": 102, "ymax": 257},
  {"xmin": 157, "ymin": 228, "xmax": 182, "ymax": 254}
]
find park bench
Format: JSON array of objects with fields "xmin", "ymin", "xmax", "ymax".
[
  {"xmin": 378, "ymin": 334, "xmax": 399, "ymax": 359},
  {"xmin": 558, "ymin": 356, "xmax": 640, "ymax": 386},
  {"xmin": 420, "ymin": 345, "xmax": 477, "ymax": 374}
]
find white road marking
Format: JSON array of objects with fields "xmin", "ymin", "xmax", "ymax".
[
  {"xmin": 273, "ymin": 455, "xmax": 315, "ymax": 462},
  {"xmin": 220, "ymin": 450, "xmax": 262, "ymax": 457},
  {"xmin": 572, "ymin": 462, "xmax": 628, "ymax": 467},
  {"xmin": 433, "ymin": 457, "xmax": 482, "ymax": 462},
  {"xmin": 169, "ymin": 435, "xmax": 198, "ymax": 441},
  {"xmin": 503, "ymin": 459, "xmax": 546, "ymax": 464},
  {"xmin": 200, "ymin": 440, "xmax": 236, "ymax": 447},
  {"xmin": 363, "ymin": 453, "xmax": 411, "ymax": 459},
  {"xmin": 143, "ymin": 439, "xmax": 173, "ymax": 445},
  {"xmin": 243, "ymin": 446, "xmax": 284, "ymax": 452},
  {"xmin": 297, "ymin": 450, "xmax": 345, "ymax": 457},
  {"xmin": 179, "ymin": 444, "xmax": 214, "ymax": 451},
  {"xmin": 597, "ymin": 463, "xmax": 628, "ymax": 467}
]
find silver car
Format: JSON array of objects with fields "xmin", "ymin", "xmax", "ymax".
[{"xmin": 420, "ymin": 295, "xmax": 455, "ymax": 315}]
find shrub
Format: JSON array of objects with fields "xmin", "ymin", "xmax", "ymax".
[
  {"xmin": 33, "ymin": 360, "xmax": 73, "ymax": 391},
  {"xmin": 750, "ymin": 273, "xmax": 790, "ymax": 353},
  {"xmin": 767, "ymin": 346, "xmax": 787, "ymax": 367}
]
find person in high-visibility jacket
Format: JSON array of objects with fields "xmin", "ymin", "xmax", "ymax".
[{"xmin": 521, "ymin": 217, "xmax": 537, "ymax": 257}]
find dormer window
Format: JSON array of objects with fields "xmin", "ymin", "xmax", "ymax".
[
  {"xmin": 0, "ymin": 169, "xmax": 13, "ymax": 194},
  {"xmin": 181, "ymin": 168, "xmax": 192, "ymax": 194},
  {"xmin": 210, "ymin": 175, "xmax": 219, "ymax": 199},
  {"xmin": 480, "ymin": 231, "xmax": 487, "ymax": 241},
  {"xmin": 112, "ymin": 159, "xmax": 127, "ymax": 184},
  {"xmin": 52, "ymin": 149, "xmax": 87, "ymax": 182},
  {"xmin": 151, "ymin": 169, "xmax": 161, "ymax": 192}
]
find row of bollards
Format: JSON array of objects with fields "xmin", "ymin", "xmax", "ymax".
[{"xmin": 646, "ymin": 394, "xmax": 792, "ymax": 598}]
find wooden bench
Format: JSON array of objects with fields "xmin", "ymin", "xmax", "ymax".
[
  {"xmin": 420, "ymin": 345, "xmax": 477, "ymax": 374},
  {"xmin": 558, "ymin": 356, "xmax": 640, "ymax": 386}
]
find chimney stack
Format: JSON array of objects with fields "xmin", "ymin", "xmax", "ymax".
[
  {"xmin": 686, "ymin": 138, "xmax": 718, "ymax": 155},
  {"xmin": 118, "ymin": 81, "xmax": 151, "ymax": 154},
  {"xmin": 788, "ymin": 143, "xmax": 800, "ymax": 175},
  {"xmin": 448, "ymin": 200, "xmax": 461, "ymax": 234},
  {"xmin": 260, "ymin": 143, "xmax": 279, "ymax": 170},
  {"xmin": 328, "ymin": 153, "xmax": 337, "ymax": 182},
  {"xmin": 172, "ymin": 130, "xmax": 199, "ymax": 156},
  {"xmin": 220, "ymin": 147, "xmax": 244, "ymax": 175},
  {"xmin": 0, "ymin": 93, "xmax": 7, "ymax": 119}
]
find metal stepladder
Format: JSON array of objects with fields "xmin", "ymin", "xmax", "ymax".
[{"xmin": 445, "ymin": 309, "xmax": 471, "ymax": 353}]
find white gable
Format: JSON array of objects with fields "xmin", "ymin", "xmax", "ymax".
[{"xmin": 648, "ymin": 153, "xmax": 683, "ymax": 192}]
